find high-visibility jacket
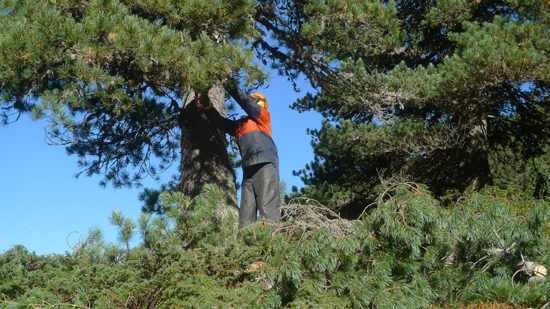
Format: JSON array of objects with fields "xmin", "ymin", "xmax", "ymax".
[{"xmin": 207, "ymin": 84, "xmax": 279, "ymax": 170}]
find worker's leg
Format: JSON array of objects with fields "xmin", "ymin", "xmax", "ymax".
[
  {"xmin": 239, "ymin": 170, "xmax": 257, "ymax": 229},
  {"xmin": 255, "ymin": 163, "xmax": 281, "ymax": 223}
]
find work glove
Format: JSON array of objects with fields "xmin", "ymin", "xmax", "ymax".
[{"xmin": 196, "ymin": 91, "xmax": 212, "ymax": 110}]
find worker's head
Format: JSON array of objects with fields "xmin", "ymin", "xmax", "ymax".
[{"xmin": 250, "ymin": 93, "xmax": 268, "ymax": 109}]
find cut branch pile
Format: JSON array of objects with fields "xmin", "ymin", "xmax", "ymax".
[{"xmin": 275, "ymin": 197, "xmax": 354, "ymax": 237}]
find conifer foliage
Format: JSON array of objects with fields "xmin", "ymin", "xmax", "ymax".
[
  {"xmin": 1, "ymin": 185, "xmax": 549, "ymax": 308},
  {"xmin": 0, "ymin": 0, "xmax": 266, "ymax": 205},
  {"xmin": 255, "ymin": 0, "xmax": 550, "ymax": 217},
  {"xmin": 2, "ymin": 1, "xmax": 550, "ymax": 307}
]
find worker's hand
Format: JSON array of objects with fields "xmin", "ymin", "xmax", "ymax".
[
  {"xmin": 217, "ymin": 73, "xmax": 237, "ymax": 87},
  {"xmin": 198, "ymin": 91, "xmax": 212, "ymax": 110}
]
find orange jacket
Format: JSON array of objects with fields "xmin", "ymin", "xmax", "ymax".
[{"xmin": 207, "ymin": 84, "xmax": 279, "ymax": 170}]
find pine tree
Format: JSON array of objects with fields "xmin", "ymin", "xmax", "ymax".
[
  {"xmin": 254, "ymin": 0, "xmax": 550, "ymax": 217},
  {"xmin": 0, "ymin": 0, "xmax": 266, "ymax": 207},
  {"xmin": 2, "ymin": 185, "xmax": 549, "ymax": 308}
]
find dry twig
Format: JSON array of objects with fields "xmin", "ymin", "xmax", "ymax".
[{"xmin": 274, "ymin": 197, "xmax": 354, "ymax": 238}]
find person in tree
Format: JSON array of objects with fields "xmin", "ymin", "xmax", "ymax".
[{"xmin": 200, "ymin": 81, "xmax": 281, "ymax": 229}]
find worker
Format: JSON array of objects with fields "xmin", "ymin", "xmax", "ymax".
[{"xmin": 200, "ymin": 81, "xmax": 281, "ymax": 229}]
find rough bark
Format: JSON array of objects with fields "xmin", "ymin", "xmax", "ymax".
[
  {"xmin": 178, "ymin": 85, "xmax": 238, "ymax": 208},
  {"xmin": 458, "ymin": 119, "xmax": 492, "ymax": 191}
]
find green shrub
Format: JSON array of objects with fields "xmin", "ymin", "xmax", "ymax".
[{"xmin": 1, "ymin": 184, "xmax": 549, "ymax": 308}]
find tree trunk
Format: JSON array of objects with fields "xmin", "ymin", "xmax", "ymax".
[
  {"xmin": 177, "ymin": 85, "xmax": 238, "ymax": 208},
  {"xmin": 458, "ymin": 118, "xmax": 493, "ymax": 191}
]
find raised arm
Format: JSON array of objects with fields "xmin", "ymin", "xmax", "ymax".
[
  {"xmin": 199, "ymin": 92, "xmax": 236, "ymax": 136},
  {"xmin": 225, "ymin": 80, "xmax": 262, "ymax": 121},
  {"xmin": 204, "ymin": 107, "xmax": 235, "ymax": 136}
]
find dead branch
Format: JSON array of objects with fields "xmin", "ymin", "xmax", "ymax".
[{"xmin": 275, "ymin": 197, "xmax": 354, "ymax": 238}]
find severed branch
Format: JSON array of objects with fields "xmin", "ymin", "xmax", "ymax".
[{"xmin": 485, "ymin": 247, "xmax": 547, "ymax": 283}]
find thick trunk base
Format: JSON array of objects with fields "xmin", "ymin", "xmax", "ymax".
[{"xmin": 178, "ymin": 85, "xmax": 237, "ymax": 207}]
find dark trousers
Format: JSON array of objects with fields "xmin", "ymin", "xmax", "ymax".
[{"xmin": 240, "ymin": 163, "xmax": 281, "ymax": 229}]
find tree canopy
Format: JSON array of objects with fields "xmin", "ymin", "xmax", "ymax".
[
  {"xmin": 0, "ymin": 0, "xmax": 269, "ymax": 207},
  {"xmin": 1, "ymin": 0, "xmax": 550, "ymax": 217},
  {"xmin": 252, "ymin": 0, "xmax": 550, "ymax": 217}
]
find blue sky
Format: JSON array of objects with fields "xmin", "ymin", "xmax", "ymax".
[{"xmin": 0, "ymin": 76, "xmax": 323, "ymax": 256}]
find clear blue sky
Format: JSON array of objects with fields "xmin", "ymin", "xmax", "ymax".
[{"xmin": 0, "ymin": 76, "xmax": 323, "ymax": 256}]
